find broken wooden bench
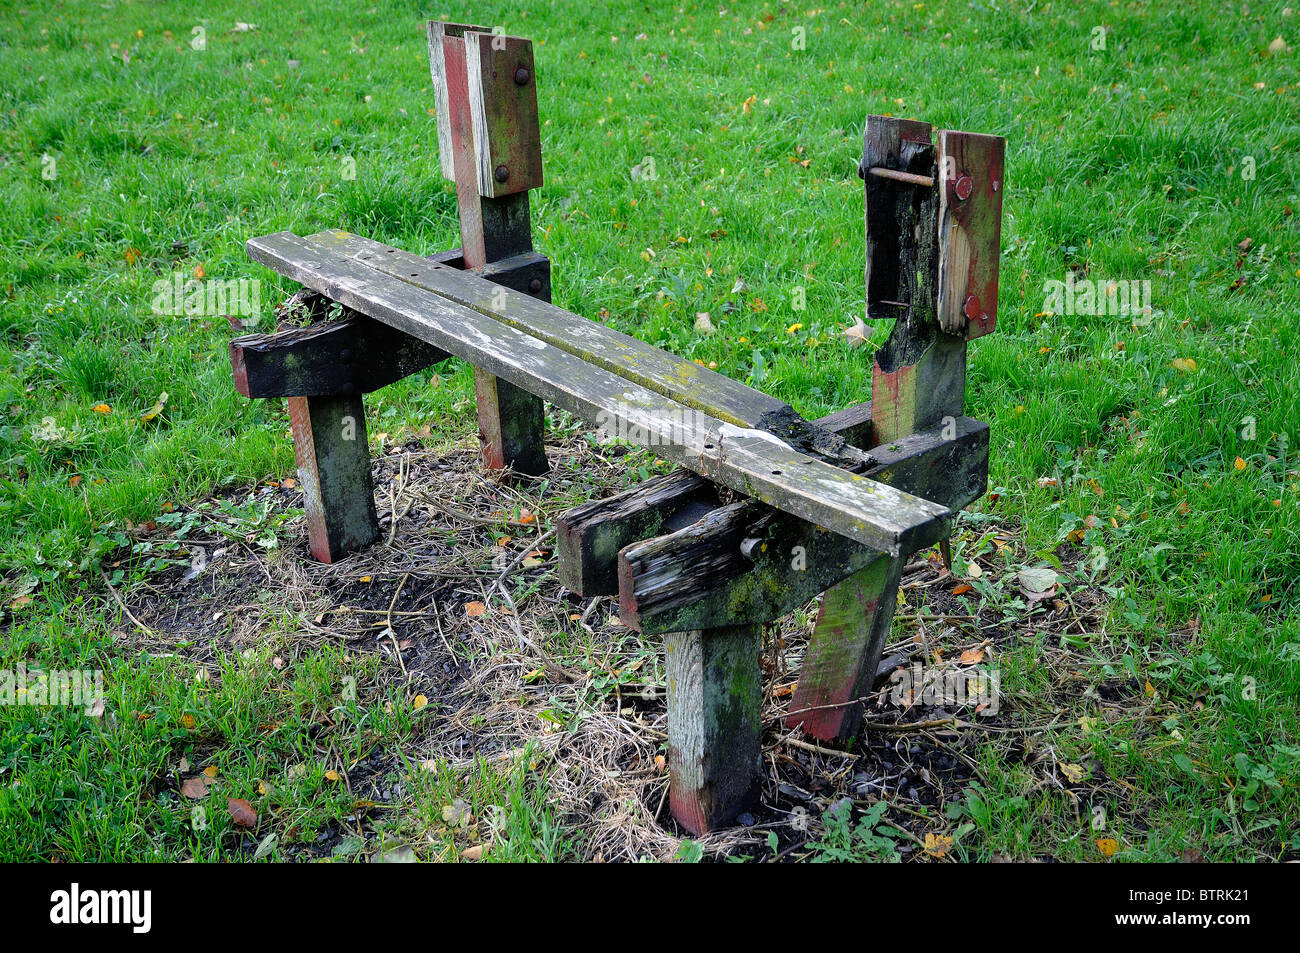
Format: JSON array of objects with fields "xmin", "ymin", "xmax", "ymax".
[{"xmin": 228, "ymin": 21, "xmax": 1005, "ymax": 836}]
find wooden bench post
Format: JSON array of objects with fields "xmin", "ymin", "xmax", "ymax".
[
  {"xmin": 788, "ymin": 118, "xmax": 1004, "ymax": 743},
  {"xmin": 665, "ymin": 625, "xmax": 763, "ymax": 834},
  {"xmin": 431, "ymin": 22, "xmax": 548, "ymax": 476}
]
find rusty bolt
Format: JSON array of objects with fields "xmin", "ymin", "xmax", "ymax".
[
  {"xmin": 339, "ymin": 348, "xmax": 353, "ymax": 363},
  {"xmin": 528, "ymin": 277, "xmax": 543, "ymax": 294},
  {"xmin": 494, "ymin": 164, "xmax": 509, "ymax": 183},
  {"xmin": 963, "ymin": 294, "xmax": 982, "ymax": 320},
  {"xmin": 954, "ymin": 174, "xmax": 974, "ymax": 201},
  {"xmin": 514, "ymin": 67, "xmax": 531, "ymax": 86}
]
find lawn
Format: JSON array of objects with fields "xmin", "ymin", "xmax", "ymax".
[{"xmin": 0, "ymin": 0, "xmax": 1297, "ymax": 861}]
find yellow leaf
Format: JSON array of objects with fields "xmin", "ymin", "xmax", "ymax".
[
  {"xmin": 1096, "ymin": 838, "xmax": 1119, "ymax": 858},
  {"xmin": 1060, "ymin": 763, "xmax": 1086, "ymax": 783},
  {"xmin": 465, "ymin": 602, "xmax": 487, "ymax": 617},
  {"xmin": 1078, "ymin": 716, "xmax": 1098, "ymax": 734},
  {"xmin": 324, "ymin": 769, "xmax": 340, "ymax": 781},
  {"xmin": 959, "ymin": 647, "xmax": 985, "ymax": 665},
  {"xmin": 1145, "ymin": 679, "xmax": 1156, "ymax": 697},
  {"xmin": 180, "ymin": 713, "xmax": 196, "ymax": 729},
  {"xmin": 140, "ymin": 391, "xmax": 168, "ymax": 423},
  {"xmin": 1171, "ymin": 357, "xmax": 1197, "ymax": 373},
  {"xmin": 257, "ymin": 780, "xmax": 271, "ymax": 795},
  {"xmin": 786, "ymin": 323, "xmax": 803, "ymax": 335},
  {"xmin": 923, "ymin": 832, "xmax": 953, "ymax": 858},
  {"xmin": 202, "ymin": 765, "xmax": 219, "ymax": 778},
  {"xmin": 1234, "ymin": 456, "xmax": 1247, "ymax": 471},
  {"xmin": 92, "ymin": 403, "xmax": 112, "ymax": 414},
  {"xmin": 359, "ymin": 575, "xmax": 372, "ymax": 583},
  {"xmin": 519, "ymin": 511, "xmax": 536, "ymax": 525},
  {"xmin": 413, "ymin": 694, "xmax": 428, "ymax": 710}
]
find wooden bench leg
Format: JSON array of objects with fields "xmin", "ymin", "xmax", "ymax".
[
  {"xmin": 786, "ymin": 555, "xmax": 903, "ymax": 743},
  {"xmin": 666, "ymin": 624, "xmax": 763, "ymax": 835},
  {"xmin": 288, "ymin": 394, "xmax": 380, "ymax": 563},
  {"xmin": 474, "ymin": 369, "xmax": 547, "ymax": 476}
]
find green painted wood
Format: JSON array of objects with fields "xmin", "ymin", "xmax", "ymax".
[
  {"xmin": 785, "ymin": 555, "xmax": 903, "ymax": 742},
  {"xmin": 288, "ymin": 393, "xmax": 380, "ymax": 563},
  {"xmin": 246, "ymin": 232, "xmax": 951, "ymax": 556},
  {"xmin": 665, "ymin": 624, "xmax": 762, "ymax": 835}
]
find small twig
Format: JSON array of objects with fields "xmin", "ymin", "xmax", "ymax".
[
  {"xmin": 100, "ymin": 571, "xmax": 158, "ymax": 638},
  {"xmin": 385, "ymin": 573, "xmax": 410, "ymax": 679}
]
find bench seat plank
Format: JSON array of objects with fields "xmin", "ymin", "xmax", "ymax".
[
  {"xmin": 304, "ymin": 229, "xmax": 798, "ymax": 433},
  {"xmin": 246, "ymin": 230, "xmax": 950, "ymax": 556}
]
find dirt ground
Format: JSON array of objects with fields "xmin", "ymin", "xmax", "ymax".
[{"xmin": 113, "ymin": 432, "xmax": 1139, "ymax": 861}]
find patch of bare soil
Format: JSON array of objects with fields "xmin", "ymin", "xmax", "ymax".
[{"xmin": 111, "ymin": 432, "xmax": 1136, "ymax": 861}]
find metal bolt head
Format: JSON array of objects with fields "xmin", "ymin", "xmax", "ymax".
[
  {"xmin": 954, "ymin": 174, "xmax": 974, "ymax": 201},
  {"xmin": 514, "ymin": 67, "xmax": 531, "ymax": 86},
  {"xmin": 494, "ymin": 164, "xmax": 509, "ymax": 183},
  {"xmin": 528, "ymin": 277, "xmax": 543, "ymax": 294}
]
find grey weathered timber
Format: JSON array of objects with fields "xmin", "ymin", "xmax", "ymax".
[
  {"xmin": 246, "ymin": 232, "xmax": 951, "ymax": 556},
  {"xmin": 288, "ymin": 393, "xmax": 380, "ymax": 563},
  {"xmin": 306, "ymin": 229, "xmax": 807, "ymax": 436},
  {"xmin": 463, "ymin": 31, "xmax": 544, "ymax": 198},
  {"xmin": 562, "ymin": 413, "xmax": 987, "ymax": 600},
  {"xmin": 231, "ymin": 313, "xmax": 449, "ymax": 399},
  {"xmin": 615, "ymin": 417, "xmax": 986, "ymax": 633},
  {"xmin": 556, "ymin": 469, "xmax": 721, "ymax": 597},
  {"xmin": 665, "ymin": 624, "xmax": 763, "ymax": 835}
]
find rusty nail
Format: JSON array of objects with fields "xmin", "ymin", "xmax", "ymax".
[
  {"xmin": 514, "ymin": 67, "xmax": 531, "ymax": 86},
  {"xmin": 963, "ymin": 294, "xmax": 981, "ymax": 320},
  {"xmin": 954, "ymin": 174, "xmax": 974, "ymax": 201},
  {"xmin": 494, "ymin": 164, "xmax": 509, "ymax": 183},
  {"xmin": 528, "ymin": 277, "xmax": 543, "ymax": 294}
]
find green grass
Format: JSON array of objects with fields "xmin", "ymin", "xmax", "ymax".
[{"xmin": 1, "ymin": 0, "xmax": 1298, "ymax": 860}]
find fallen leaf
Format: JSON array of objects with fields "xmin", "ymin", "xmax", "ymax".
[
  {"xmin": 253, "ymin": 832, "xmax": 278, "ymax": 859},
  {"xmin": 1036, "ymin": 476, "xmax": 1059, "ymax": 488},
  {"xmin": 842, "ymin": 316, "xmax": 869, "ymax": 347},
  {"xmin": 1234, "ymin": 456, "xmax": 1247, "ymax": 471},
  {"xmin": 377, "ymin": 845, "xmax": 417, "ymax": 863},
  {"xmin": 202, "ymin": 765, "xmax": 219, "ymax": 779},
  {"xmin": 324, "ymin": 769, "xmax": 341, "ymax": 781},
  {"xmin": 282, "ymin": 477, "xmax": 296, "ymax": 489},
  {"xmin": 952, "ymin": 583, "xmax": 973, "ymax": 595},
  {"xmin": 442, "ymin": 800, "xmax": 470, "ymax": 826},
  {"xmin": 1171, "ymin": 357, "xmax": 1197, "ymax": 373},
  {"xmin": 465, "ymin": 602, "xmax": 487, "ymax": 618},
  {"xmin": 227, "ymin": 797, "xmax": 258, "ymax": 828},
  {"xmin": 965, "ymin": 561, "xmax": 983, "ymax": 579},
  {"xmin": 413, "ymin": 694, "xmax": 428, "ymax": 710},
  {"xmin": 180, "ymin": 775, "xmax": 210, "ymax": 799},
  {"xmin": 1096, "ymin": 838, "xmax": 1119, "ymax": 858},
  {"xmin": 923, "ymin": 832, "xmax": 953, "ymax": 858},
  {"xmin": 1017, "ymin": 565, "xmax": 1058, "ymax": 596},
  {"xmin": 92, "ymin": 403, "xmax": 112, "ymax": 415},
  {"xmin": 1060, "ymin": 763, "xmax": 1086, "ymax": 783},
  {"xmin": 461, "ymin": 844, "xmax": 487, "ymax": 861},
  {"xmin": 693, "ymin": 312, "xmax": 716, "ymax": 334},
  {"xmin": 959, "ymin": 646, "xmax": 985, "ymax": 665},
  {"xmin": 1268, "ymin": 35, "xmax": 1287, "ymax": 54},
  {"xmin": 180, "ymin": 713, "xmax": 196, "ymax": 729}
]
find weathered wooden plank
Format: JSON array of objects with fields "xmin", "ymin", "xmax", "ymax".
[
  {"xmin": 618, "ymin": 500, "xmax": 887, "ymax": 635},
  {"xmin": 288, "ymin": 393, "xmax": 380, "ymax": 563},
  {"xmin": 231, "ymin": 313, "xmax": 449, "ymax": 399},
  {"xmin": 785, "ymin": 556, "xmax": 903, "ymax": 742},
  {"xmin": 937, "ymin": 129, "xmax": 1006, "ymax": 340},
  {"xmin": 813, "ymin": 400, "xmax": 874, "ymax": 449},
  {"xmin": 861, "ymin": 117, "xmax": 935, "ymax": 322},
  {"xmin": 665, "ymin": 624, "xmax": 762, "ymax": 835},
  {"xmin": 427, "ymin": 21, "xmax": 487, "ymax": 182},
  {"xmin": 246, "ymin": 231, "xmax": 951, "ymax": 556},
  {"xmin": 564, "ymin": 412, "xmax": 984, "ymax": 599},
  {"xmin": 463, "ymin": 31, "xmax": 544, "ymax": 198},
  {"xmin": 556, "ymin": 469, "xmax": 720, "ymax": 596},
  {"xmin": 305, "ymin": 230, "xmax": 816, "ymax": 439}
]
